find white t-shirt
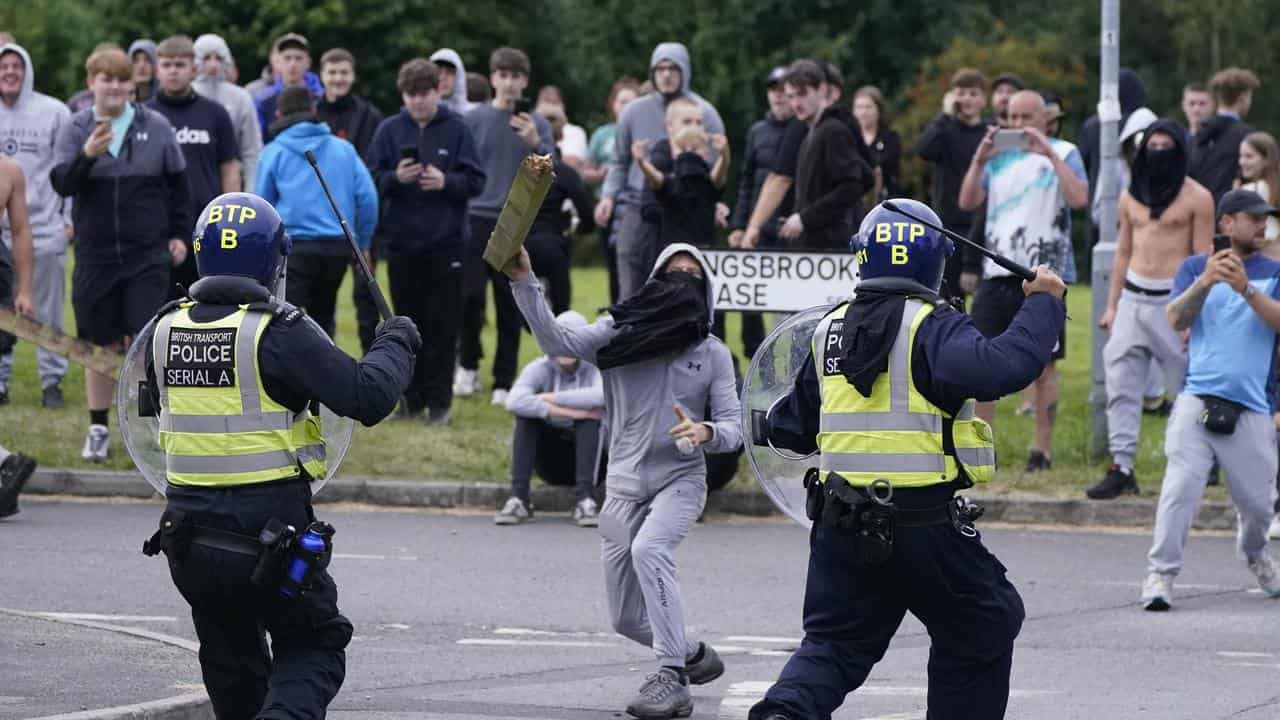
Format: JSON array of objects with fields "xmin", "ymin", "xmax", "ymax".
[
  {"xmin": 981, "ymin": 138, "xmax": 1087, "ymax": 282},
  {"xmin": 558, "ymin": 123, "xmax": 589, "ymax": 162},
  {"xmin": 1241, "ymin": 179, "xmax": 1280, "ymax": 242}
]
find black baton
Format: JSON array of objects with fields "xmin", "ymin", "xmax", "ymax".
[
  {"xmin": 882, "ymin": 200, "xmax": 1037, "ymax": 281},
  {"xmin": 304, "ymin": 149, "xmax": 393, "ymax": 321}
]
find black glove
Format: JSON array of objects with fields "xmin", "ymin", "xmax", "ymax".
[{"xmin": 376, "ymin": 316, "xmax": 421, "ymax": 355}]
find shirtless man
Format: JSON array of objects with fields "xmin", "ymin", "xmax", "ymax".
[
  {"xmin": 1091, "ymin": 120, "xmax": 1213, "ymax": 499},
  {"xmin": 0, "ymin": 153, "xmax": 39, "ymax": 517}
]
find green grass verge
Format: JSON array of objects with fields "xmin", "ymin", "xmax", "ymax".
[{"xmin": 0, "ymin": 262, "xmax": 1217, "ymax": 501}]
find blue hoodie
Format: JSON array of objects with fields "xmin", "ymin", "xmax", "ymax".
[
  {"xmin": 255, "ymin": 120, "xmax": 378, "ymax": 249},
  {"xmin": 367, "ymin": 105, "xmax": 485, "ymax": 256}
]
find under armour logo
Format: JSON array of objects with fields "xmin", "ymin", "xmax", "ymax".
[
  {"xmin": 688, "ymin": 361, "xmax": 702, "ymax": 372},
  {"xmin": 135, "ymin": 131, "xmax": 149, "ymax": 142}
]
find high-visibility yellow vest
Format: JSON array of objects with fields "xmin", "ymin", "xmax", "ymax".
[
  {"xmin": 153, "ymin": 303, "xmax": 326, "ymax": 487},
  {"xmin": 812, "ymin": 298, "xmax": 995, "ymax": 488}
]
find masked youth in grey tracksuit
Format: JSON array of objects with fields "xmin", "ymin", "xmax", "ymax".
[{"xmin": 510, "ymin": 243, "xmax": 742, "ymax": 669}]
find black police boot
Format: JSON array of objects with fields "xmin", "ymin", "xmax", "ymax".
[
  {"xmin": 1086, "ymin": 465, "xmax": 1139, "ymax": 500},
  {"xmin": 0, "ymin": 453, "xmax": 37, "ymax": 518}
]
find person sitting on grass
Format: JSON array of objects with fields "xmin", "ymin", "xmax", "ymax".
[{"xmin": 495, "ymin": 310, "xmax": 604, "ymax": 527}]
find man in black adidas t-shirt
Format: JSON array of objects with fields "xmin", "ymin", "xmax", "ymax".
[{"xmin": 149, "ymin": 34, "xmax": 240, "ymax": 297}]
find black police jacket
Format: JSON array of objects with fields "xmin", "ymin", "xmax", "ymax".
[{"xmin": 144, "ymin": 276, "xmax": 414, "ymax": 426}]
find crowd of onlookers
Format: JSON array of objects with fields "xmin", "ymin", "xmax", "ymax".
[{"xmin": 1, "ymin": 30, "xmax": 1280, "ymax": 557}]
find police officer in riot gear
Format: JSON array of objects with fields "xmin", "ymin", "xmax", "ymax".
[
  {"xmin": 141, "ymin": 192, "xmax": 420, "ymax": 719},
  {"xmin": 748, "ymin": 199, "xmax": 1066, "ymax": 720}
]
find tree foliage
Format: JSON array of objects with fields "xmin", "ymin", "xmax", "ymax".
[{"xmin": 4, "ymin": 0, "xmax": 1279, "ymax": 201}]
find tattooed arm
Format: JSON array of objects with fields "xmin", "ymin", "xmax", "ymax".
[{"xmin": 1167, "ymin": 267, "xmax": 1217, "ymax": 332}]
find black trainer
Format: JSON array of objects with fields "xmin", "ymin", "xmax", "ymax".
[
  {"xmin": 0, "ymin": 453, "xmax": 37, "ymax": 518},
  {"xmin": 685, "ymin": 642, "xmax": 724, "ymax": 685},
  {"xmin": 1086, "ymin": 465, "xmax": 1139, "ymax": 500},
  {"xmin": 1024, "ymin": 450, "xmax": 1051, "ymax": 473},
  {"xmin": 42, "ymin": 384, "xmax": 64, "ymax": 409}
]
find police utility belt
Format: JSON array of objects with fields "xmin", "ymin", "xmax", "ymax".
[
  {"xmin": 804, "ymin": 468, "xmax": 984, "ymax": 566},
  {"xmin": 143, "ymin": 508, "xmax": 335, "ymax": 598}
]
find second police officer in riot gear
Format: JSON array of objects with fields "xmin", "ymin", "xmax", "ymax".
[
  {"xmin": 748, "ymin": 199, "xmax": 1067, "ymax": 720},
  {"xmin": 141, "ymin": 193, "xmax": 421, "ymax": 719}
]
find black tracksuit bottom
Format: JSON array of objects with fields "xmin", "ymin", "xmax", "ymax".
[{"xmin": 387, "ymin": 250, "xmax": 463, "ymax": 414}]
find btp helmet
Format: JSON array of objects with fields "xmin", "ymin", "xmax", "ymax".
[
  {"xmin": 193, "ymin": 193, "xmax": 292, "ymax": 288},
  {"xmin": 850, "ymin": 198, "xmax": 953, "ymax": 291}
]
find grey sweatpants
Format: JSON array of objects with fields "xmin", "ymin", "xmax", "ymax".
[
  {"xmin": 1148, "ymin": 394, "xmax": 1278, "ymax": 575},
  {"xmin": 1104, "ymin": 278, "xmax": 1186, "ymax": 468},
  {"xmin": 0, "ymin": 252, "xmax": 68, "ymax": 390},
  {"xmin": 615, "ymin": 203, "xmax": 660, "ymax": 301},
  {"xmin": 601, "ymin": 476, "xmax": 705, "ymax": 667}
]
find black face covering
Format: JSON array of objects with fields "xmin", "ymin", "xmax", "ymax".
[
  {"xmin": 1129, "ymin": 119, "xmax": 1188, "ymax": 220},
  {"xmin": 596, "ymin": 269, "xmax": 709, "ymax": 371}
]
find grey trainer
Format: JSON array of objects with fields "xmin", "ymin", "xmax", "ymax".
[
  {"xmin": 625, "ymin": 668, "xmax": 692, "ymax": 719},
  {"xmin": 685, "ymin": 642, "xmax": 724, "ymax": 685}
]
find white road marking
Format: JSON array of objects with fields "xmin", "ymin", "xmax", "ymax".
[
  {"xmin": 1094, "ymin": 580, "xmax": 1242, "ymax": 591},
  {"xmin": 493, "ymin": 626, "xmax": 613, "ymax": 638},
  {"xmin": 1223, "ymin": 662, "xmax": 1280, "ymax": 669},
  {"xmin": 1218, "ymin": 651, "xmax": 1274, "ymax": 658},
  {"xmin": 333, "ymin": 553, "xmax": 418, "ymax": 561},
  {"xmin": 457, "ymin": 638, "xmax": 616, "ymax": 648},
  {"xmin": 40, "ymin": 613, "xmax": 177, "ymax": 622},
  {"xmin": 717, "ymin": 681, "xmax": 1059, "ymax": 718},
  {"xmin": 724, "ymin": 635, "xmax": 802, "ymax": 644}
]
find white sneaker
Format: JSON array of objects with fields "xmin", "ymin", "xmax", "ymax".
[
  {"xmin": 453, "ymin": 367, "xmax": 479, "ymax": 397},
  {"xmin": 494, "ymin": 496, "xmax": 532, "ymax": 525},
  {"xmin": 490, "ymin": 388, "xmax": 509, "ymax": 406},
  {"xmin": 573, "ymin": 497, "xmax": 599, "ymax": 527},
  {"xmin": 81, "ymin": 424, "xmax": 110, "ymax": 462},
  {"xmin": 1141, "ymin": 572, "xmax": 1173, "ymax": 611},
  {"xmin": 1268, "ymin": 514, "xmax": 1280, "ymax": 540},
  {"xmin": 1248, "ymin": 555, "xmax": 1280, "ymax": 598}
]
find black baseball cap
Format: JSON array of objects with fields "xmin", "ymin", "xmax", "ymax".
[
  {"xmin": 765, "ymin": 66, "xmax": 788, "ymax": 87},
  {"xmin": 992, "ymin": 72, "xmax": 1025, "ymax": 91},
  {"xmin": 1218, "ymin": 189, "xmax": 1280, "ymax": 218}
]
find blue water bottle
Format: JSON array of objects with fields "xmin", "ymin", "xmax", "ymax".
[{"xmin": 282, "ymin": 521, "xmax": 333, "ymax": 598}]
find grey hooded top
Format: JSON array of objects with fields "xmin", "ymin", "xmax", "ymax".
[
  {"xmin": 192, "ymin": 34, "xmax": 262, "ymax": 192},
  {"xmin": 510, "ymin": 242, "xmax": 743, "ymax": 500},
  {"xmin": 429, "ymin": 48, "xmax": 474, "ymax": 116},
  {"xmin": 0, "ymin": 43, "xmax": 72, "ymax": 254},
  {"xmin": 505, "ymin": 311, "xmax": 605, "ymax": 429},
  {"xmin": 601, "ymin": 42, "xmax": 725, "ymax": 208}
]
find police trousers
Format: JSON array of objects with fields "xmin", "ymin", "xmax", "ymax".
[
  {"xmin": 163, "ymin": 480, "xmax": 353, "ymax": 720},
  {"xmin": 750, "ymin": 486, "xmax": 1024, "ymax": 720}
]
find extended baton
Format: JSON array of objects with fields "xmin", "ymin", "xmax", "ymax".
[
  {"xmin": 304, "ymin": 149, "xmax": 393, "ymax": 321},
  {"xmin": 881, "ymin": 200, "xmax": 1036, "ymax": 281}
]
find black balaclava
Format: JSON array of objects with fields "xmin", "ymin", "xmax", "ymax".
[
  {"xmin": 1129, "ymin": 118, "xmax": 1188, "ymax": 220},
  {"xmin": 596, "ymin": 256, "xmax": 709, "ymax": 371}
]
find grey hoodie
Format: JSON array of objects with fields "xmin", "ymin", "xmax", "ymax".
[
  {"xmin": 127, "ymin": 39, "xmax": 158, "ymax": 103},
  {"xmin": 510, "ymin": 242, "xmax": 742, "ymax": 501},
  {"xmin": 0, "ymin": 43, "xmax": 72, "ymax": 254},
  {"xmin": 429, "ymin": 48, "xmax": 474, "ymax": 116},
  {"xmin": 601, "ymin": 42, "xmax": 725, "ymax": 207},
  {"xmin": 192, "ymin": 34, "xmax": 262, "ymax": 192},
  {"xmin": 506, "ymin": 312, "xmax": 605, "ymax": 429}
]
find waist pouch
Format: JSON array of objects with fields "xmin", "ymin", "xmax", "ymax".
[{"xmin": 1197, "ymin": 395, "xmax": 1244, "ymax": 435}]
